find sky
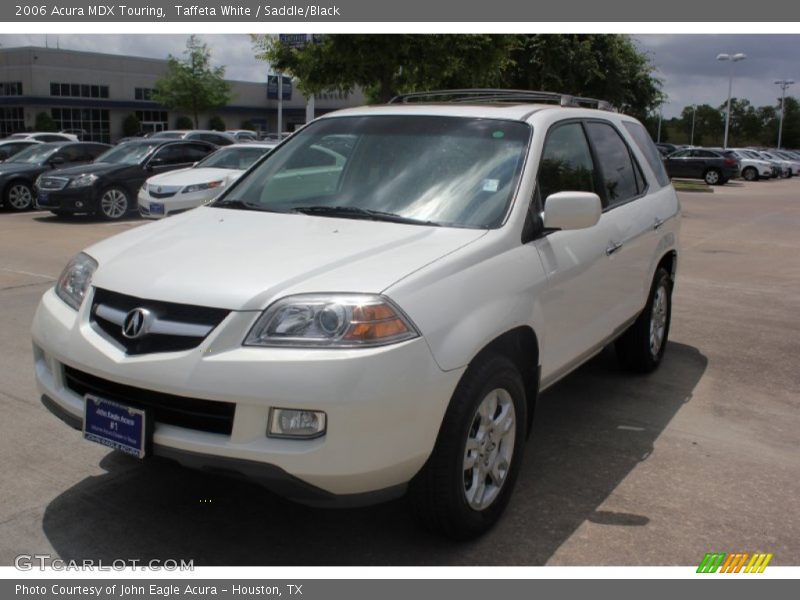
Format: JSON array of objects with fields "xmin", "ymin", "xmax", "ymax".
[{"xmin": 1, "ymin": 33, "xmax": 798, "ymax": 118}]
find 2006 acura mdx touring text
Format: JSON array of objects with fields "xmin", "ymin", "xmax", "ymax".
[{"xmin": 32, "ymin": 90, "xmax": 680, "ymax": 539}]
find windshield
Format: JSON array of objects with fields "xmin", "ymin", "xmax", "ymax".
[
  {"xmin": 6, "ymin": 144, "xmax": 59, "ymax": 164},
  {"xmin": 95, "ymin": 141, "xmax": 161, "ymax": 164},
  {"xmin": 196, "ymin": 146, "xmax": 273, "ymax": 170},
  {"xmin": 213, "ymin": 115, "xmax": 530, "ymax": 228}
]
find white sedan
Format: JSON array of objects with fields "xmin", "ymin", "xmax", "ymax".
[{"xmin": 138, "ymin": 143, "xmax": 275, "ymax": 218}]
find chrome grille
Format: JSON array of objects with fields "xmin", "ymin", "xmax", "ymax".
[
  {"xmin": 148, "ymin": 184, "xmax": 181, "ymax": 199},
  {"xmin": 38, "ymin": 176, "xmax": 69, "ymax": 191},
  {"xmin": 90, "ymin": 288, "xmax": 230, "ymax": 355}
]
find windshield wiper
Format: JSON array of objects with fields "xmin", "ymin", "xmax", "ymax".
[
  {"xmin": 212, "ymin": 198, "xmax": 293, "ymax": 213},
  {"xmin": 291, "ymin": 205, "xmax": 441, "ymax": 226}
]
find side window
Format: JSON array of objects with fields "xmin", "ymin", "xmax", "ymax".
[
  {"xmin": 57, "ymin": 145, "xmax": 87, "ymax": 163},
  {"xmin": 184, "ymin": 143, "xmax": 215, "ymax": 162},
  {"xmin": 152, "ymin": 145, "xmax": 191, "ymax": 165},
  {"xmin": 285, "ymin": 146, "xmax": 338, "ymax": 169},
  {"xmin": 584, "ymin": 121, "xmax": 643, "ymax": 208},
  {"xmin": 623, "ymin": 121, "xmax": 670, "ymax": 188},
  {"xmin": 0, "ymin": 147, "xmax": 11, "ymax": 160},
  {"xmin": 86, "ymin": 144, "xmax": 109, "ymax": 160},
  {"xmin": 536, "ymin": 122, "xmax": 596, "ymax": 208}
]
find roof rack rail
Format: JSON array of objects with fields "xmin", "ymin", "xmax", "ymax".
[{"xmin": 388, "ymin": 89, "xmax": 616, "ymax": 112}]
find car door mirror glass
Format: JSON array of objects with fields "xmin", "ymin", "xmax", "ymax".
[
  {"xmin": 543, "ymin": 191, "xmax": 602, "ymax": 231},
  {"xmin": 49, "ymin": 155, "xmax": 65, "ymax": 166}
]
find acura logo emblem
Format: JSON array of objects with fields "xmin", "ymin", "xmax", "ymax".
[
  {"xmin": 122, "ymin": 308, "xmax": 151, "ymax": 339},
  {"xmin": 156, "ymin": 187, "xmax": 162, "ymax": 193}
]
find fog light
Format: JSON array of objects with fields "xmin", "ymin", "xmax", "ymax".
[
  {"xmin": 75, "ymin": 201, "xmax": 84, "ymax": 208},
  {"xmin": 268, "ymin": 408, "xmax": 326, "ymax": 439}
]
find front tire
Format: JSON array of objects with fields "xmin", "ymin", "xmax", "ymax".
[
  {"xmin": 4, "ymin": 181, "xmax": 34, "ymax": 211},
  {"xmin": 98, "ymin": 187, "xmax": 130, "ymax": 220},
  {"xmin": 615, "ymin": 267, "xmax": 673, "ymax": 373},
  {"xmin": 409, "ymin": 354, "xmax": 527, "ymax": 540}
]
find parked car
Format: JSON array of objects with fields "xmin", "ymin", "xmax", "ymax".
[
  {"xmin": 150, "ymin": 130, "xmax": 236, "ymax": 146},
  {"xmin": 719, "ymin": 148, "xmax": 773, "ymax": 181},
  {"xmin": 60, "ymin": 129, "xmax": 88, "ymax": 141},
  {"xmin": 770, "ymin": 150, "xmax": 800, "ymax": 176},
  {"xmin": 663, "ymin": 147, "xmax": 739, "ymax": 185},
  {"xmin": 0, "ymin": 142, "xmax": 109, "ymax": 211},
  {"xmin": 758, "ymin": 151, "xmax": 793, "ymax": 178},
  {"xmin": 226, "ymin": 130, "xmax": 259, "ymax": 142},
  {"xmin": 138, "ymin": 143, "xmax": 276, "ymax": 218},
  {"xmin": 737, "ymin": 149, "xmax": 781, "ymax": 178},
  {"xmin": 0, "ymin": 139, "xmax": 42, "ymax": 162},
  {"xmin": 655, "ymin": 142, "xmax": 678, "ymax": 157},
  {"xmin": 32, "ymin": 90, "xmax": 680, "ymax": 539},
  {"xmin": 6, "ymin": 131, "xmax": 80, "ymax": 142},
  {"xmin": 34, "ymin": 139, "xmax": 217, "ymax": 219}
]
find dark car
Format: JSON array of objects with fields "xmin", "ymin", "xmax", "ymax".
[
  {"xmin": 150, "ymin": 130, "xmax": 237, "ymax": 146},
  {"xmin": 0, "ymin": 140, "xmax": 41, "ymax": 162},
  {"xmin": 35, "ymin": 139, "xmax": 217, "ymax": 220},
  {"xmin": 0, "ymin": 142, "xmax": 110, "ymax": 211},
  {"xmin": 655, "ymin": 142, "xmax": 678, "ymax": 157},
  {"xmin": 663, "ymin": 148, "xmax": 740, "ymax": 185}
]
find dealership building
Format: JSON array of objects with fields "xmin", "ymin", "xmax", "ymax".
[{"xmin": 0, "ymin": 46, "xmax": 364, "ymax": 142}]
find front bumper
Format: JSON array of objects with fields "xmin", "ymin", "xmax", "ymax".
[
  {"xmin": 35, "ymin": 185, "xmax": 99, "ymax": 213},
  {"xmin": 137, "ymin": 188, "xmax": 217, "ymax": 219},
  {"xmin": 32, "ymin": 288, "xmax": 463, "ymax": 504}
]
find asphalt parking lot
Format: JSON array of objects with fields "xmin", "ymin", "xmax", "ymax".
[{"xmin": 0, "ymin": 179, "xmax": 798, "ymax": 566}]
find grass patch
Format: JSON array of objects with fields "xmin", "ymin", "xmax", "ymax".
[{"xmin": 672, "ymin": 179, "xmax": 713, "ymax": 193}]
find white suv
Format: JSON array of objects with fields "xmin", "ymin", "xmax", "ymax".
[{"xmin": 32, "ymin": 90, "xmax": 680, "ymax": 539}]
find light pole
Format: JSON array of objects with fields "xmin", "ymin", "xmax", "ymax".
[
  {"xmin": 716, "ymin": 52, "xmax": 746, "ymax": 149},
  {"xmin": 775, "ymin": 79, "xmax": 794, "ymax": 149},
  {"xmin": 690, "ymin": 104, "xmax": 697, "ymax": 146},
  {"xmin": 657, "ymin": 107, "xmax": 663, "ymax": 143}
]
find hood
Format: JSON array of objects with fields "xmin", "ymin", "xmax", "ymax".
[
  {"xmin": 50, "ymin": 162, "xmax": 129, "ymax": 179},
  {"xmin": 146, "ymin": 167, "xmax": 242, "ymax": 188},
  {"xmin": 86, "ymin": 206, "xmax": 487, "ymax": 310}
]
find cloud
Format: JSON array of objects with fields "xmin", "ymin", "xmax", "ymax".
[{"xmin": 635, "ymin": 34, "xmax": 800, "ymax": 116}]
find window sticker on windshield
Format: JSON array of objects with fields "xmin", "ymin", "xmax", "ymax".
[
  {"xmin": 493, "ymin": 131, "xmax": 505, "ymax": 139},
  {"xmin": 482, "ymin": 179, "xmax": 499, "ymax": 192}
]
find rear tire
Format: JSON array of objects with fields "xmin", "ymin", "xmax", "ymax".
[
  {"xmin": 703, "ymin": 169, "xmax": 722, "ymax": 185},
  {"xmin": 409, "ymin": 354, "xmax": 527, "ymax": 540},
  {"xmin": 742, "ymin": 167, "xmax": 758, "ymax": 182},
  {"xmin": 615, "ymin": 267, "xmax": 673, "ymax": 373}
]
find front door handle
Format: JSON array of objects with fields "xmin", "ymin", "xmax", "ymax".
[{"xmin": 605, "ymin": 241, "xmax": 623, "ymax": 256}]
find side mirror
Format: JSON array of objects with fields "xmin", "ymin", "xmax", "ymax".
[
  {"xmin": 543, "ymin": 191, "xmax": 602, "ymax": 231},
  {"xmin": 49, "ymin": 155, "xmax": 65, "ymax": 167},
  {"xmin": 147, "ymin": 157, "xmax": 165, "ymax": 170}
]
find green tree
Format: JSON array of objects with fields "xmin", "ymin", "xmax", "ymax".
[
  {"xmin": 678, "ymin": 104, "xmax": 723, "ymax": 146},
  {"xmin": 254, "ymin": 34, "xmax": 513, "ymax": 103},
  {"xmin": 241, "ymin": 119, "xmax": 257, "ymax": 131},
  {"xmin": 34, "ymin": 112, "xmax": 57, "ymax": 132},
  {"xmin": 208, "ymin": 115, "xmax": 226, "ymax": 131},
  {"xmin": 500, "ymin": 35, "xmax": 664, "ymax": 117},
  {"xmin": 776, "ymin": 96, "xmax": 800, "ymax": 148},
  {"xmin": 122, "ymin": 113, "xmax": 141, "ymax": 137},
  {"xmin": 175, "ymin": 115, "xmax": 194, "ymax": 129},
  {"xmin": 153, "ymin": 35, "xmax": 232, "ymax": 129}
]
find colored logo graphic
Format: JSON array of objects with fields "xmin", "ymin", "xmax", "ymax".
[{"xmin": 697, "ymin": 552, "xmax": 773, "ymax": 573}]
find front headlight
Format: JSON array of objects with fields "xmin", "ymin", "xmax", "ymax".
[
  {"xmin": 244, "ymin": 294, "xmax": 419, "ymax": 348},
  {"xmin": 182, "ymin": 180, "xmax": 223, "ymax": 194},
  {"xmin": 55, "ymin": 252, "xmax": 97, "ymax": 310},
  {"xmin": 68, "ymin": 174, "xmax": 98, "ymax": 188}
]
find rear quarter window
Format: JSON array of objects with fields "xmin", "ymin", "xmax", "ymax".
[{"xmin": 622, "ymin": 121, "xmax": 670, "ymax": 188}]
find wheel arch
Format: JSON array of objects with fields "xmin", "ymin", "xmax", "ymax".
[{"xmin": 463, "ymin": 325, "xmax": 540, "ymax": 437}]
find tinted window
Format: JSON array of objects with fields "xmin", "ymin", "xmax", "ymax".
[
  {"xmin": 585, "ymin": 121, "xmax": 641, "ymax": 207},
  {"xmin": 670, "ymin": 150, "xmax": 690, "ymax": 158},
  {"xmin": 537, "ymin": 122, "xmax": 596, "ymax": 205},
  {"xmin": 192, "ymin": 133, "xmax": 232, "ymax": 146},
  {"xmin": 184, "ymin": 143, "xmax": 215, "ymax": 162},
  {"xmin": 152, "ymin": 145, "xmax": 192, "ymax": 165},
  {"xmin": 623, "ymin": 121, "xmax": 669, "ymax": 188},
  {"xmin": 56, "ymin": 145, "xmax": 88, "ymax": 162}
]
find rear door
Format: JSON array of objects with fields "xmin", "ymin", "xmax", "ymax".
[{"xmin": 583, "ymin": 120, "xmax": 654, "ymax": 327}]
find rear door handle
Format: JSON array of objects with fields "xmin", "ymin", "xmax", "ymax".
[
  {"xmin": 654, "ymin": 217, "xmax": 665, "ymax": 230},
  {"xmin": 605, "ymin": 241, "xmax": 623, "ymax": 256}
]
